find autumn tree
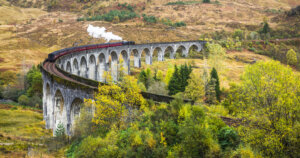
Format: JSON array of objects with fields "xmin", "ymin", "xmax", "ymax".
[
  {"xmin": 25, "ymin": 65, "xmax": 42, "ymax": 97},
  {"xmin": 164, "ymin": 66, "xmax": 174, "ymax": 85},
  {"xmin": 86, "ymin": 75, "xmax": 145, "ymax": 129},
  {"xmin": 206, "ymin": 43, "xmax": 226, "ymax": 72},
  {"xmin": 153, "ymin": 69, "xmax": 164, "ymax": 81},
  {"xmin": 184, "ymin": 73, "xmax": 205, "ymax": 102},
  {"xmin": 227, "ymin": 61, "xmax": 300, "ymax": 157},
  {"xmin": 286, "ymin": 49, "xmax": 298, "ymax": 65}
]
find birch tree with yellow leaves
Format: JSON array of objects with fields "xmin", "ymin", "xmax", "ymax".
[{"xmin": 85, "ymin": 75, "xmax": 145, "ymax": 129}]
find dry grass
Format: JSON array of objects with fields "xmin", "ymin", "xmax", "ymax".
[
  {"xmin": 0, "ymin": 6, "xmax": 46, "ymax": 25},
  {"xmin": 131, "ymin": 50, "xmax": 271, "ymax": 89},
  {"xmin": 0, "ymin": 0, "xmax": 298, "ymax": 73}
]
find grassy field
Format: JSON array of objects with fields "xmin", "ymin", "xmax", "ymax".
[
  {"xmin": 0, "ymin": 104, "xmax": 57, "ymax": 158},
  {"xmin": 130, "ymin": 50, "xmax": 270, "ymax": 89}
]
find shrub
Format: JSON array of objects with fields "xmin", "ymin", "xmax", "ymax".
[
  {"xmin": 203, "ymin": 0, "xmax": 210, "ymax": 3},
  {"xmin": 174, "ymin": 21, "xmax": 186, "ymax": 27},
  {"xmin": 77, "ymin": 17, "xmax": 85, "ymax": 21},
  {"xmin": 3, "ymin": 86, "xmax": 25, "ymax": 102},
  {"xmin": 233, "ymin": 29, "xmax": 244, "ymax": 40},
  {"xmin": 138, "ymin": 68, "xmax": 153, "ymax": 89},
  {"xmin": 85, "ymin": 10, "xmax": 138, "ymax": 22},
  {"xmin": 286, "ymin": 49, "xmax": 298, "ymax": 65},
  {"xmin": 148, "ymin": 81, "xmax": 168, "ymax": 95},
  {"xmin": 248, "ymin": 47, "xmax": 256, "ymax": 52},
  {"xmin": 218, "ymin": 126, "xmax": 240, "ymax": 150},
  {"xmin": 142, "ymin": 14, "xmax": 157, "ymax": 23},
  {"xmin": 18, "ymin": 95, "xmax": 30, "ymax": 106},
  {"xmin": 248, "ymin": 31, "xmax": 260, "ymax": 40},
  {"xmin": 259, "ymin": 22, "xmax": 271, "ymax": 35},
  {"xmin": 28, "ymin": 94, "xmax": 42, "ymax": 108}
]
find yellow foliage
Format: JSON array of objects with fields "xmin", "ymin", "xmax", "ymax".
[
  {"xmin": 184, "ymin": 73, "xmax": 205, "ymax": 102},
  {"xmin": 160, "ymin": 132, "xmax": 167, "ymax": 147},
  {"xmin": 85, "ymin": 75, "xmax": 145, "ymax": 129}
]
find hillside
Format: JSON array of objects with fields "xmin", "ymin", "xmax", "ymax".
[
  {"xmin": 0, "ymin": 0, "xmax": 299, "ymax": 72},
  {"xmin": 0, "ymin": 1, "xmax": 299, "ymax": 157}
]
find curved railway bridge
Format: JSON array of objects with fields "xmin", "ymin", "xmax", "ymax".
[{"xmin": 41, "ymin": 40, "xmax": 206, "ymax": 135}]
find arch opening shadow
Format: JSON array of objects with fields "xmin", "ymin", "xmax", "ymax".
[
  {"xmin": 110, "ymin": 51, "xmax": 118, "ymax": 81},
  {"xmin": 80, "ymin": 57, "xmax": 87, "ymax": 78},
  {"xmin": 120, "ymin": 50, "xmax": 129, "ymax": 75},
  {"xmin": 164, "ymin": 46, "xmax": 174, "ymax": 60},
  {"xmin": 53, "ymin": 89, "xmax": 64, "ymax": 133},
  {"xmin": 98, "ymin": 53, "xmax": 106, "ymax": 82},
  {"xmin": 73, "ymin": 59, "xmax": 79, "ymax": 76},
  {"xmin": 189, "ymin": 45, "xmax": 202, "ymax": 59},
  {"xmin": 153, "ymin": 47, "xmax": 163, "ymax": 61},
  {"xmin": 175, "ymin": 46, "xmax": 187, "ymax": 59},
  {"xmin": 70, "ymin": 98, "xmax": 83, "ymax": 135},
  {"xmin": 130, "ymin": 49, "xmax": 140, "ymax": 68},
  {"xmin": 141, "ymin": 48, "xmax": 151, "ymax": 65},
  {"xmin": 66, "ymin": 61, "xmax": 71, "ymax": 73},
  {"xmin": 89, "ymin": 55, "xmax": 96, "ymax": 80}
]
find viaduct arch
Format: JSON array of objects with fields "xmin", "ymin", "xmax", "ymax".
[{"xmin": 41, "ymin": 40, "xmax": 206, "ymax": 135}]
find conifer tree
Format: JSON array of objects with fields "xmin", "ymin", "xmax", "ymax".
[
  {"xmin": 168, "ymin": 64, "xmax": 193, "ymax": 95},
  {"xmin": 168, "ymin": 65, "xmax": 181, "ymax": 95},
  {"xmin": 210, "ymin": 68, "xmax": 221, "ymax": 101},
  {"xmin": 138, "ymin": 68, "xmax": 152, "ymax": 89},
  {"xmin": 55, "ymin": 122, "xmax": 65, "ymax": 137}
]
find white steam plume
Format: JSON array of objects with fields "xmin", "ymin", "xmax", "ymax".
[{"xmin": 87, "ymin": 24, "xmax": 122, "ymax": 42}]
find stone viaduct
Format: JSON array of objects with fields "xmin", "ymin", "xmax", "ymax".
[{"xmin": 41, "ymin": 40, "xmax": 206, "ymax": 135}]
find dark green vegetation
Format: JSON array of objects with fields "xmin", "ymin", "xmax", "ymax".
[
  {"xmin": 168, "ymin": 64, "xmax": 192, "ymax": 95},
  {"xmin": 165, "ymin": 1, "xmax": 202, "ymax": 5},
  {"xmin": 77, "ymin": 3, "xmax": 186, "ymax": 27},
  {"xmin": 83, "ymin": 10, "xmax": 139, "ymax": 22},
  {"xmin": 209, "ymin": 68, "xmax": 220, "ymax": 102}
]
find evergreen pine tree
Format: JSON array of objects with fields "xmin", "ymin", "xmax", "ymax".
[
  {"xmin": 210, "ymin": 68, "xmax": 221, "ymax": 101},
  {"xmin": 206, "ymin": 78, "xmax": 217, "ymax": 104},
  {"xmin": 55, "ymin": 122, "xmax": 65, "ymax": 137},
  {"xmin": 168, "ymin": 64, "xmax": 193, "ymax": 96},
  {"xmin": 261, "ymin": 22, "xmax": 270, "ymax": 34},
  {"xmin": 138, "ymin": 68, "xmax": 152, "ymax": 89},
  {"xmin": 179, "ymin": 65, "xmax": 186, "ymax": 91},
  {"xmin": 138, "ymin": 70, "xmax": 148, "ymax": 88},
  {"xmin": 168, "ymin": 65, "xmax": 181, "ymax": 95}
]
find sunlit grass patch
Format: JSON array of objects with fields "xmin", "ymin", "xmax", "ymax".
[{"xmin": 0, "ymin": 106, "xmax": 51, "ymax": 141}]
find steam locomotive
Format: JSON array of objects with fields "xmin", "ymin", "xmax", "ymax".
[{"xmin": 47, "ymin": 41, "xmax": 135, "ymax": 62}]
